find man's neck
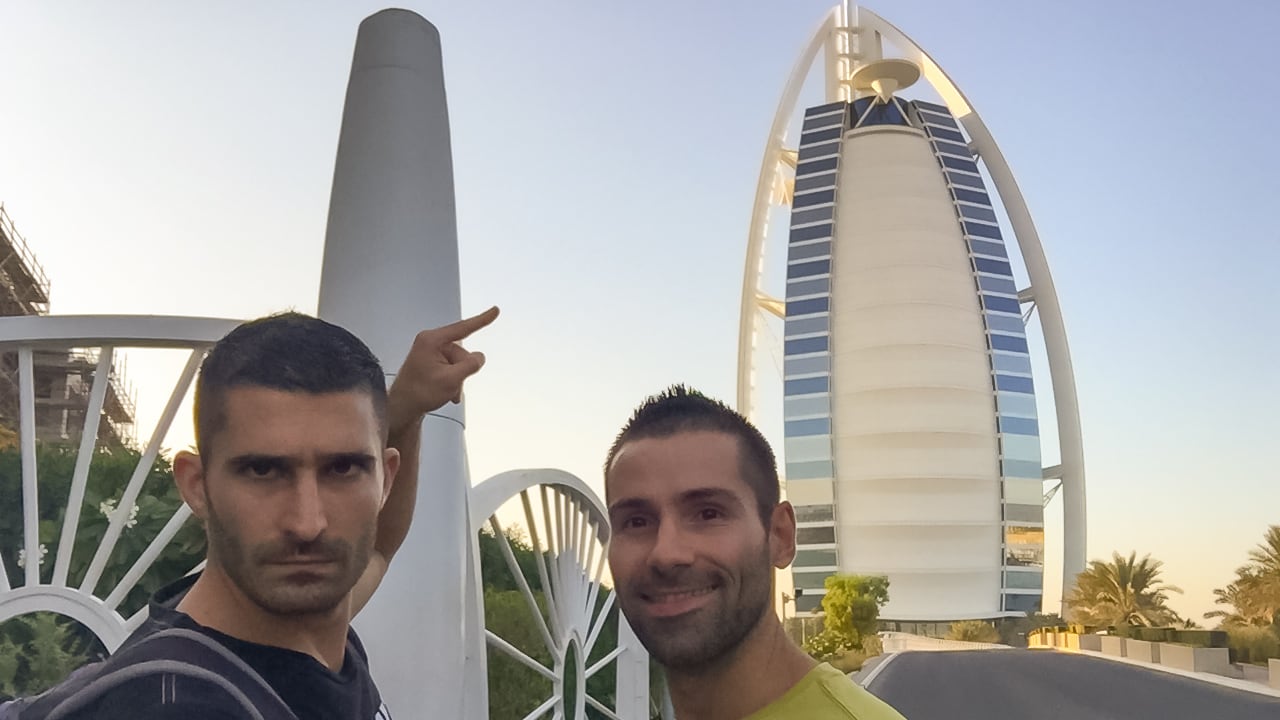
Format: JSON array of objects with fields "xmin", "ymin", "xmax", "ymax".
[
  {"xmin": 176, "ymin": 568, "xmax": 351, "ymax": 671},
  {"xmin": 665, "ymin": 617, "xmax": 817, "ymax": 720}
]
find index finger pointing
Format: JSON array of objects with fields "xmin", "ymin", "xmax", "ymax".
[{"xmin": 436, "ymin": 306, "xmax": 500, "ymax": 342}]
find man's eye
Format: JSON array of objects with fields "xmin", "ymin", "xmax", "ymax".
[
  {"xmin": 697, "ymin": 508, "xmax": 723, "ymax": 521},
  {"xmin": 622, "ymin": 516, "xmax": 649, "ymax": 530},
  {"xmin": 330, "ymin": 459, "xmax": 363, "ymax": 477},
  {"xmin": 246, "ymin": 460, "xmax": 276, "ymax": 478}
]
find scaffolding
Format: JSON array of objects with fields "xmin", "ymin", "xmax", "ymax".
[
  {"xmin": 0, "ymin": 203, "xmax": 51, "ymax": 317},
  {"xmin": 0, "ymin": 204, "xmax": 136, "ymax": 446},
  {"xmin": 0, "ymin": 351, "xmax": 138, "ymax": 446}
]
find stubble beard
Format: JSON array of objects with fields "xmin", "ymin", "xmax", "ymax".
[
  {"xmin": 204, "ymin": 498, "xmax": 374, "ymax": 617},
  {"xmin": 622, "ymin": 542, "xmax": 774, "ymax": 673}
]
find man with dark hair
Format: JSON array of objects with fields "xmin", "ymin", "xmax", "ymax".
[
  {"xmin": 605, "ymin": 385, "xmax": 904, "ymax": 720},
  {"xmin": 604, "ymin": 385, "xmax": 779, "ymax": 526},
  {"xmin": 12, "ymin": 307, "xmax": 496, "ymax": 720}
]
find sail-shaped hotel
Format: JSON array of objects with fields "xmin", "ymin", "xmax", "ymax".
[{"xmin": 737, "ymin": 4, "xmax": 1086, "ymax": 622}]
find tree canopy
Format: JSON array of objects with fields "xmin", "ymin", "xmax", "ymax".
[
  {"xmin": 1064, "ymin": 551, "xmax": 1182, "ymax": 628},
  {"xmin": 1206, "ymin": 526, "xmax": 1280, "ymax": 629},
  {"xmin": 0, "ymin": 444, "xmax": 205, "ymax": 698},
  {"xmin": 802, "ymin": 574, "xmax": 889, "ymax": 660},
  {"xmin": 477, "ymin": 526, "xmax": 627, "ymax": 718}
]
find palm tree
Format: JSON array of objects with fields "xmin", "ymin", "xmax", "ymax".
[
  {"xmin": 1064, "ymin": 551, "xmax": 1183, "ymax": 628},
  {"xmin": 1248, "ymin": 526, "xmax": 1280, "ymax": 584},
  {"xmin": 1204, "ymin": 570, "xmax": 1275, "ymax": 627},
  {"xmin": 1205, "ymin": 527, "xmax": 1280, "ymax": 628}
]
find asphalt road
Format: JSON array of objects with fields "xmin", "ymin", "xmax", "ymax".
[{"xmin": 863, "ymin": 649, "xmax": 1280, "ymax": 720}]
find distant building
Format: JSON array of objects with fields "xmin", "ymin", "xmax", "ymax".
[
  {"xmin": 738, "ymin": 4, "xmax": 1086, "ymax": 622},
  {"xmin": 0, "ymin": 204, "xmax": 135, "ymax": 447}
]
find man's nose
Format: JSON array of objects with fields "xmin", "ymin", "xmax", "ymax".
[
  {"xmin": 281, "ymin": 473, "xmax": 328, "ymax": 542},
  {"xmin": 647, "ymin": 518, "xmax": 695, "ymax": 572}
]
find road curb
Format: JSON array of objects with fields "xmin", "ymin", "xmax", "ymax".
[{"xmin": 855, "ymin": 651, "xmax": 902, "ymax": 688}]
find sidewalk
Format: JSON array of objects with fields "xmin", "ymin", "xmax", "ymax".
[{"xmin": 1052, "ymin": 645, "xmax": 1280, "ymax": 699}]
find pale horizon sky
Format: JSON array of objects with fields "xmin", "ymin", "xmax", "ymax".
[{"xmin": 2, "ymin": 1, "xmax": 1277, "ymax": 623}]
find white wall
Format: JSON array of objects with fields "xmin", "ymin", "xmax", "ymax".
[{"xmin": 831, "ymin": 126, "xmax": 1002, "ymax": 620}]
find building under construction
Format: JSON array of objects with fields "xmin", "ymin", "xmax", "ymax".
[{"xmin": 0, "ymin": 204, "xmax": 135, "ymax": 447}]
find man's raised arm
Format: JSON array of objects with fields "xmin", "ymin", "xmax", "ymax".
[{"xmin": 351, "ymin": 306, "xmax": 499, "ymax": 616}]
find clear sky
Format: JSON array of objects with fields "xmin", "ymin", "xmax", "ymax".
[{"xmin": 2, "ymin": 1, "xmax": 1276, "ymax": 623}]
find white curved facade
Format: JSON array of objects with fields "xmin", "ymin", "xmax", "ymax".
[
  {"xmin": 742, "ymin": 4, "xmax": 1082, "ymax": 621},
  {"xmin": 835, "ymin": 126, "xmax": 1004, "ymax": 619}
]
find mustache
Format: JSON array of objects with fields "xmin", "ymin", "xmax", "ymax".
[
  {"xmin": 630, "ymin": 568, "xmax": 721, "ymax": 594},
  {"xmin": 252, "ymin": 537, "xmax": 351, "ymax": 564}
]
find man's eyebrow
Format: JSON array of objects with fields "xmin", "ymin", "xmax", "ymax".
[
  {"xmin": 609, "ymin": 489, "xmax": 745, "ymax": 514},
  {"xmin": 224, "ymin": 452, "xmax": 378, "ymax": 469},
  {"xmin": 319, "ymin": 451, "xmax": 378, "ymax": 466},
  {"xmin": 679, "ymin": 487, "xmax": 744, "ymax": 508},
  {"xmin": 607, "ymin": 498, "xmax": 653, "ymax": 516},
  {"xmin": 225, "ymin": 453, "xmax": 293, "ymax": 470}
]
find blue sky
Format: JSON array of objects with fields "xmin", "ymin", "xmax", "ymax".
[{"xmin": 2, "ymin": 1, "xmax": 1276, "ymax": 621}]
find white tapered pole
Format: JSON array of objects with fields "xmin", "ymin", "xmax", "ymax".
[{"xmin": 318, "ymin": 9, "xmax": 470, "ymax": 717}]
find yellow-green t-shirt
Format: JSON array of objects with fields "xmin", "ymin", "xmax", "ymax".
[{"xmin": 743, "ymin": 663, "xmax": 906, "ymax": 720}]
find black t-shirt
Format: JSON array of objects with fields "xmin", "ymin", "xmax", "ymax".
[{"xmin": 76, "ymin": 574, "xmax": 390, "ymax": 720}]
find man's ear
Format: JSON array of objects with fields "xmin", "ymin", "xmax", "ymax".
[
  {"xmin": 174, "ymin": 450, "xmax": 209, "ymax": 520},
  {"xmin": 380, "ymin": 448, "xmax": 401, "ymax": 508},
  {"xmin": 768, "ymin": 501, "xmax": 798, "ymax": 569}
]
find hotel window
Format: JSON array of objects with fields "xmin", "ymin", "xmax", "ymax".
[
  {"xmin": 791, "ymin": 206, "xmax": 834, "ymax": 226},
  {"xmin": 793, "ymin": 189, "xmax": 836, "ymax": 208},
  {"xmin": 990, "ymin": 334, "xmax": 1030, "ymax": 353},
  {"xmin": 951, "ymin": 187, "xmax": 991, "ymax": 205},
  {"xmin": 796, "ymin": 526, "xmax": 837, "ymax": 545},
  {"xmin": 994, "ymin": 374, "xmax": 1035, "ymax": 393},
  {"xmin": 794, "ymin": 549, "xmax": 838, "ymax": 567},
  {"xmin": 786, "ymin": 418, "xmax": 832, "ymax": 437},
  {"xmin": 786, "ymin": 297, "xmax": 830, "ymax": 316},
  {"xmin": 784, "ymin": 355, "xmax": 830, "ymax": 376},
  {"xmin": 787, "ymin": 277, "xmax": 831, "ymax": 297},
  {"xmin": 999, "ymin": 416, "xmax": 1039, "ymax": 435},
  {"xmin": 940, "ymin": 155, "xmax": 979, "ymax": 174},
  {"xmin": 970, "ymin": 240, "xmax": 1010, "ymax": 260},
  {"xmin": 784, "ymin": 376, "xmax": 830, "ymax": 395},
  {"xmin": 795, "ymin": 173, "xmax": 838, "ymax": 193},
  {"xmin": 790, "ymin": 223, "xmax": 832, "ymax": 243},
  {"xmin": 794, "ymin": 505, "xmax": 835, "ymax": 523},
  {"xmin": 800, "ymin": 126, "xmax": 843, "ymax": 145},
  {"xmin": 927, "ymin": 126, "xmax": 966, "ymax": 143}
]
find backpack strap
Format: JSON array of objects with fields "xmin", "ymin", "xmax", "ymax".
[
  {"xmin": 0, "ymin": 656, "xmax": 106, "ymax": 718},
  {"xmin": 36, "ymin": 628, "xmax": 299, "ymax": 720},
  {"xmin": 44, "ymin": 660, "xmax": 272, "ymax": 720}
]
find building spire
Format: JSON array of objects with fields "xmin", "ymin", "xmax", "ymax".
[{"xmin": 850, "ymin": 58, "xmax": 921, "ymax": 103}]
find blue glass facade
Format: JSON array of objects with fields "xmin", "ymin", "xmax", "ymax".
[
  {"xmin": 783, "ymin": 96, "xmax": 1045, "ymax": 616},
  {"xmin": 783, "ymin": 104, "xmax": 843, "ymax": 605},
  {"xmin": 916, "ymin": 99, "xmax": 1044, "ymax": 613}
]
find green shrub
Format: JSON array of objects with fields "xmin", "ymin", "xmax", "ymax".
[
  {"xmin": 803, "ymin": 629, "xmax": 859, "ymax": 661},
  {"xmin": 0, "ymin": 613, "xmax": 103, "ymax": 699},
  {"xmin": 947, "ymin": 620, "xmax": 1000, "ymax": 644},
  {"xmin": 1130, "ymin": 626, "xmax": 1173, "ymax": 643},
  {"xmin": 861, "ymin": 633, "xmax": 883, "ymax": 657},
  {"xmin": 1171, "ymin": 629, "xmax": 1228, "ymax": 648},
  {"xmin": 1227, "ymin": 625, "xmax": 1280, "ymax": 665},
  {"xmin": 828, "ymin": 649, "xmax": 869, "ymax": 673}
]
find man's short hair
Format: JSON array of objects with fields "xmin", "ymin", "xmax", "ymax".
[
  {"xmin": 605, "ymin": 385, "xmax": 779, "ymax": 524},
  {"xmin": 194, "ymin": 312, "xmax": 387, "ymax": 457}
]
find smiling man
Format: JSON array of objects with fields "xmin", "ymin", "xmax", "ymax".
[
  {"xmin": 10, "ymin": 308, "xmax": 496, "ymax": 720},
  {"xmin": 604, "ymin": 386, "xmax": 904, "ymax": 720}
]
